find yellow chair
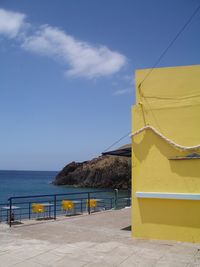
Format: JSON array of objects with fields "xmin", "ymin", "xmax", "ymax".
[
  {"xmin": 86, "ymin": 199, "xmax": 97, "ymax": 211},
  {"xmin": 61, "ymin": 200, "xmax": 74, "ymax": 215},
  {"xmin": 32, "ymin": 203, "xmax": 45, "ymax": 219}
]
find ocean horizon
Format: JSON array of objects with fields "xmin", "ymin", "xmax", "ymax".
[{"xmin": 0, "ymin": 170, "xmax": 126, "ymax": 204}]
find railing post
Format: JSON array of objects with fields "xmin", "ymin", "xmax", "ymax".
[
  {"xmin": 114, "ymin": 189, "xmax": 118, "ymax": 210},
  {"xmin": 54, "ymin": 195, "xmax": 57, "ymax": 220},
  {"xmin": 9, "ymin": 198, "xmax": 12, "ymax": 227},
  {"xmin": 29, "ymin": 202, "xmax": 31, "ymax": 220},
  {"xmin": 110, "ymin": 198, "xmax": 113, "ymax": 209},
  {"xmin": 87, "ymin": 193, "xmax": 90, "ymax": 215},
  {"xmin": 81, "ymin": 199, "xmax": 83, "ymax": 213}
]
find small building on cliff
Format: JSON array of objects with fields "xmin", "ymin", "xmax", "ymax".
[{"xmin": 131, "ymin": 64, "xmax": 200, "ymax": 243}]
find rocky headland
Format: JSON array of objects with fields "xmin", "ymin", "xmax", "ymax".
[{"xmin": 53, "ymin": 148, "xmax": 131, "ymax": 189}]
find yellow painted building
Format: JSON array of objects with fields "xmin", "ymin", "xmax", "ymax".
[{"xmin": 131, "ymin": 64, "xmax": 200, "ymax": 243}]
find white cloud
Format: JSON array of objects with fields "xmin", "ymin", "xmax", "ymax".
[
  {"xmin": 0, "ymin": 8, "xmax": 127, "ymax": 79},
  {"xmin": 0, "ymin": 8, "xmax": 26, "ymax": 38},
  {"xmin": 22, "ymin": 25, "xmax": 127, "ymax": 79},
  {"xmin": 113, "ymin": 88, "xmax": 132, "ymax": 96}
]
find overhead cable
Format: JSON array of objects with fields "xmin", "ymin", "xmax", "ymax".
[
  {"xmin": 139, "ymin": 3, "xmax": 200, "ymax": 86},
  {"xmin": 103, "ymin": 132, "xmax": 131, "ymax": 152}
]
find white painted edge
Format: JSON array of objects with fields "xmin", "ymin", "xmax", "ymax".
[
  {"xmin": 136, "ymin": 192, "xmax": 200, "ymax": 200},
  {"xmin": 130, "ymin": 125, "xmax": 200, "ymax": 151}
]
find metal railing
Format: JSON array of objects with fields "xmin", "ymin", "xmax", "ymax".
[{"xmin": 0, "ymin": 189, "xmax": 131, "ymax": 227}]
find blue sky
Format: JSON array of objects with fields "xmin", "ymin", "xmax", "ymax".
[{"xmin": 0, "ymin": 0, "xmax": 200, "ymax": 170}]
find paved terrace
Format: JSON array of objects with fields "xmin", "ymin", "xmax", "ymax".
[{"xmin": 0, "ymin": 208, "xmax": 200, "ymax": 267}]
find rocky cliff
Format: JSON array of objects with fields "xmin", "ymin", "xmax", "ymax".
[{"xmin": 53, "ymin": 154, "xmax": 131, "ymax": 189}]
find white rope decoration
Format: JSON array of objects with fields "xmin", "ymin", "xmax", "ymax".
[{"xmin": 130, "ymin": 125, "xmax": 200, "ymax": 151}]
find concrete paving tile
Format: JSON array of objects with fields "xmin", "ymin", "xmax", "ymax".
[
  {"xmin": 32, "ymin": 251, "xmax": 65, "ymax": 266},
  {"xmin": 88, "ymin": 245, "xmax": 137, "ymax": 266},
  {"xmin": 0, "ymin": 249, "xmax": 9, "ymax": 255},
  {"xmin": 124, "ymin": 244, "xmax": 144, "ymax": 254},
  {"xmin": 190, "ymin": 256, "xmax": 200, "ymax": 264},
  {"xmin": 52, "ymin": 246, "xmax": 105, "ymax": 264},
  {"xmin": 136, "ymin": 247, "xmax": 165, "ymax": 260},
  {"xmin": 0, "ymin": 238, "xmax": 52, "ymax": 254},
  {"xmin": 187, "ymin": 263, "xmax": 200, "ymax": 267},
  {"xmin": 91, "ymin": 241, "xmax": 120, "ymax": 253},
  {"xmin": 0, "ymin": 209, "xmax": 199, "ymax": 267},
  {"xmin": 155, "ymin": 260, "xmax": 189, "ymax": 267},
  {"xmin": 13, "ymin": 259, "xmax": 48, "ymax": 267},
  {"xmin": 109, "ymin": 244, "xmax": 136, "ymax": 257},
  {"xmin": 169, "ymin": 245, "xmax": 197, "ymax": 255},
  {"xmin": 69, "ymin": 241, "xmax": 95, "ymax": 249},
  {"xmin": 83, "ymin": 261, "xmax": 113, "ymax": 267},
  {"xmin": 193, "ymin": 250, "xmax": 200, "ymax": 259},
  {"xmin": 160, "ymin": 252, "xmax": 194, "ymax": 263},
  {"xmin": 148, "ymin": 239, "xmax": 176, "ymax": 246},
  {"xmin": 8, "ymin": 247, "xmax": 50, "ymax": 261},
  {"xmin": 53, "ymin": 244, "xmax": 81, "ymax": 255},
  {"xmin": 94, "ymin": 252, "xmax": 130, "ymax": 266},
  {"xmin": 118, "ymin": 255, "xmax": 158, "ymax": 267},
  {"xmin": 52, "ymin": 256, "xmax": 86, "ymax": 267},
  {"xmin": 0, "ymin": 254, "xmax": 24, "ymax": 267},
  {"xmin": 52, "ymin": 242, "xmax": 95, "ymax": 254},
  {"xmin": 131, "ymin": 240, "xmax": 172, "ymax": 253},
  {"xmin": 0, "ymin": 243, "xmax": 22, "ymax": 252}
]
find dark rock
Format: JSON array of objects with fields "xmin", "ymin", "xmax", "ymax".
[{"xmin": 53, "ymin": 154, "xmax": 131, "ymax": 189}]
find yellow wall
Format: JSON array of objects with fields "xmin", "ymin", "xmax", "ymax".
[{"xmin": 132, "ymin": 65, "xmax": 200, "ymax": 243}]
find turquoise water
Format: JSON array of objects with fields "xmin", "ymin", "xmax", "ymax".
[{"xmin": 0, "ymin": 170, "xmax": 128, "ymax": 204}]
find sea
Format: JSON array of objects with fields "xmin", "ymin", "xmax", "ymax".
[{"xmin": 0, "ymin": 170, "xmax": 129, "ymax": 204}]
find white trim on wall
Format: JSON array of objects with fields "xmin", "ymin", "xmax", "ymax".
[{"xmin": 136, "ymin": 192, "xmax": 200, "ymax": 200}]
